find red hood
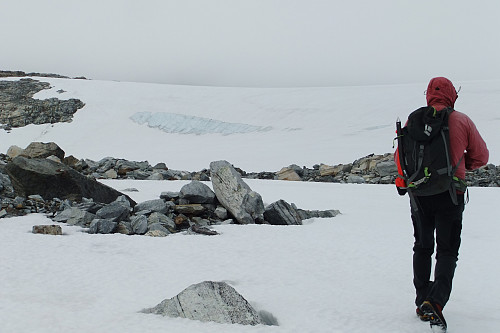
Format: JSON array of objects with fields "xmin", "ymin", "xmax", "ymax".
[{"xmin": 426, "ymin": 77, "xmax": 458, "ymax": 110}]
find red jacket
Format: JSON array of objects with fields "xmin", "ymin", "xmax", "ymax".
[{"xmin": 395, "ymin": 77, "xmax": 489, "ymax": 189}]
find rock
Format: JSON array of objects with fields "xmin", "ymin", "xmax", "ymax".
[
  {"xmin": 210, "ymin": 160, "xmax": 265, "ymax": 224},
  {"xmin": 214, "ymin": 206, "xmax": 228, "ymax": 220},
  {"xmin": 134, "ymin": 199, "xmax": 168, "ymax": 214},
  {"xmin": 174, "ymin": 204, "xmax": 206, "ymax": 216},
  {"xmin": 5, "ymin": 156, "xmax": 136, "ymax": 206},
  {"xmin": 32, "ymin": 225, "xmax": 62, "ymax": 235},
  {"xmin": 191, "ymin": 224, "xmax": 218, "ymax": 235},
  {"xmin": 130, "ymin": 215, "xmax": 148, "ymax": 235},
  {"xmin": 145, "ymin": 229, "xmax": 169, "ymax": 237},
  {"xmin": 375, "ymin": 160, "xmax": 398, "ymax": 177},
  {"xmin": 160, "ymin": 191, "xmax": 180, "ymax": 201},
  {"xmin": 0, "ymin": 171, "xmax": 14, "ymax": 198},
  {"xmin": 297, "ymin": 209, "xmax": 341, "ymax": 220},
  {"xmin": 180, "ymin": 180, "xmax": 215, "ymax": 204},
  {"xmin": 147, "ymin": 223, "xmax": 171, "ymax": 235},
  {"xmin": 0, "ymin": 209, "xmax": 7, "ymax": 218},
  {"xmin": 277, "ymin": 167, "xmax": 302, "ymax": 181},
  {"xmin": 116, "ymin": 221, "xmax": 134, "ymax": 235},
  {"xmin": 104, "ymin": 169, "xmax": 118, "ymax": 179},
  {"xmin": 88, "ymin": 218, "xmax": 117, "ymax": 234},
  {"xmin": 153, "ymin": 162, "xmax": 168, "ymax": 170},
  {"xmin": 142, "ymin": 281, "xmax": 265, "ymax": 325},
  {"xmin": 20, "ymin": 142, "xmax": 65, "ymax": 160},
  {"xmin": 6, "ymin": 145, "xmax": 24, "ymax": 159},
  {"xmin": 95, "ymin": 201, "xmax": 130, "ymax": 221},
  {"xmin": 264, "ymin": 200, "xmax": 302, "ymax": 225},
  {"xmin": 346, "ymin": 175, "xmax": 366, "ymax": 184},
  {"xmin": 147, "ymin": 212, "xmax": 176, "ymax": 232},
  {"xmin": 319, "ymin": 164, "xmax": 337, "ymax": 177},
  {"xmin": 53, "ymin": 207, "xmax": 95, "ymax": 226}
]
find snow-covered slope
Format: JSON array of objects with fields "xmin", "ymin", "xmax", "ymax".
[{"xmin": 1, "ymin": 77, "xmax": 498, "ymax": 171}]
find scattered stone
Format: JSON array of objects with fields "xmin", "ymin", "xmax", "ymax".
[
  {"xmin": 88, "ymin": 218, "xmax": 117, "ymax": 234},
  {"xmin": 145, "ymin": 229, "xmax": 169, "ymax": 237},
  {"xmin": 180, "ymin": 180, "xmax": 215, "ymax": 204},
  {"xmin": 133, "ymin": 199, "xmax": 168, "ymax": 214},
  {"xmin": 191, "ymin": 224, "xmax": 218, "ymax": 235},
  {"xmin": 131, "ymin": 215, "xmax": 148, "ymax": 235},
  {"xmin": 277, "ymin": 167, "xmax": 301, "ymax": 181},
  {"xmin": 32, "ymin": 225, "xmax": 62, "ymax": 235},
  {"xmin": 174, "ymin": 204, "xmax": 206, "ymax": 216},
  {"xmin": 53, "ymin": 207, "xmax": 95, "ymax": 226}
]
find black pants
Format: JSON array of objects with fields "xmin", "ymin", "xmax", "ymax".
[{"xmin": 411, "ymin": 191, "xmax": 464, "ymax": 308}]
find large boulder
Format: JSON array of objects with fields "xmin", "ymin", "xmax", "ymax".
[
  {"xmin": 21, "ymin": 142, "xmax": 65, "ymax": 160},
  {"xmin": 142, "ymin": 281, "xmax": 265, "ymax": 325},
  {"xmin": 210, "ymin": 160, "xmax": 264, "ymax": 224},
  {"xmin": 4, "ymin": 156, "xmax": 136, "ymax": 206}
]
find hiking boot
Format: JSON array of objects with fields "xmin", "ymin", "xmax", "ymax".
[
  {"xmin": 416, "ymin": 306, "xmax": 431, "ymax": 321},
  {"xmin": 421, "ymin": 301, "xmax": 447, "ymax": 332}
]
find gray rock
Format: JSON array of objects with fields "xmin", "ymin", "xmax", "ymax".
[
  {"xmin": 89, "ymin": 218, "xmax": 117, "ymax": 234},
  {"xmin": 214, "ymin": 206, "xmax": 228, "ymax": 220},
  {"xmin": 53, "ymin": 207, "xmax": 95, "ymax": 226},
  {"xmin": 264, "ymin": 200, "xmax": 302, "ymax": 225},
  {"xmin": 160, "ymin": 191, "xmax": 180, "ymax": 201},
  {"xmin": 131, "ymin": 215, "xmax": 148, "ymax": 235},
  {"xmin": 142, "ymin": 281, "xmax": 265, "ymax": 325},
  {"xmin": 375, "ymin": 160, "xmax": 398, "ymax": 177},
  {"xmin": 346, "ymin": 175, "xmax": 366, "ymax": 184},
  {"xmin": 147, "ymin": 212, "xmax": 176, "ymax": 232},
  {"xmin": 117, "ymin": 221, "xmax": 134, "ymax": 235},
  {"xmin": 180, "ymin": 180, "xmax": 215, "ymax": 204},
  {"xmin": 297, "ymin": 209, "xmax": 341, "ymax": 220},
  {"xmin": 210, "ymin": 160, "xmax": 264, "ymax": 224},
  {"xmin": 134, "ymin": 199, "xmax": 168, "ymax": 214},
  {"xmin": 95, "ymin": 201, "xmax": 130, "ymax": 221},
  {"xmin": 147, "ymin": 223, "xmax": 171, "ymax": 235}
]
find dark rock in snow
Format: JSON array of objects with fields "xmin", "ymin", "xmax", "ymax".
[
  {"xmin": 264, "ymin": 200, "xmax": 302, "ymax": 225},
  {"xmin": 5, "ymin": 156, "xmax": 136, "ymax": 206}
]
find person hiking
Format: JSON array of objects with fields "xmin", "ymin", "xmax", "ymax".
[{"xmin": 395, "ymin": 77, "xmax": 489, "ymax": 331}]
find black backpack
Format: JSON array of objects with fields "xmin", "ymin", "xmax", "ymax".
[{"xmin": 396, "ymin": 106, "xmax": 465, "ymax": 204}]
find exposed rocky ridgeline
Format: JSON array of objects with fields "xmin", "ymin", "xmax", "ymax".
[
  {"xmin": 0, "ymin": 78, "xmax": 85, "ymax": 129},
  {"xmin": 0, "ymin": 142, "xmax": 340, "ymax": 235},
  {"xmin": 0, "ymin": 70, "xmax": 87, "ymax": 80}
]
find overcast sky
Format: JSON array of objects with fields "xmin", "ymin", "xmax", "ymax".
[{"xmin": 2, "ymin": 0, "xmax": 499, "ymax": 87}]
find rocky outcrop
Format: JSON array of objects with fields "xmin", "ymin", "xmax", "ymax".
[
  {"xmin": 141, "ymin": 281, "xmax": 268, "ymax": 326},
  {"xmin": 0, "ymin": 78, "xmax": 85, "ymax": 128},
  {"xmin": 210, "ymin": 160, "xmax": 265, "ymax": 224}
]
